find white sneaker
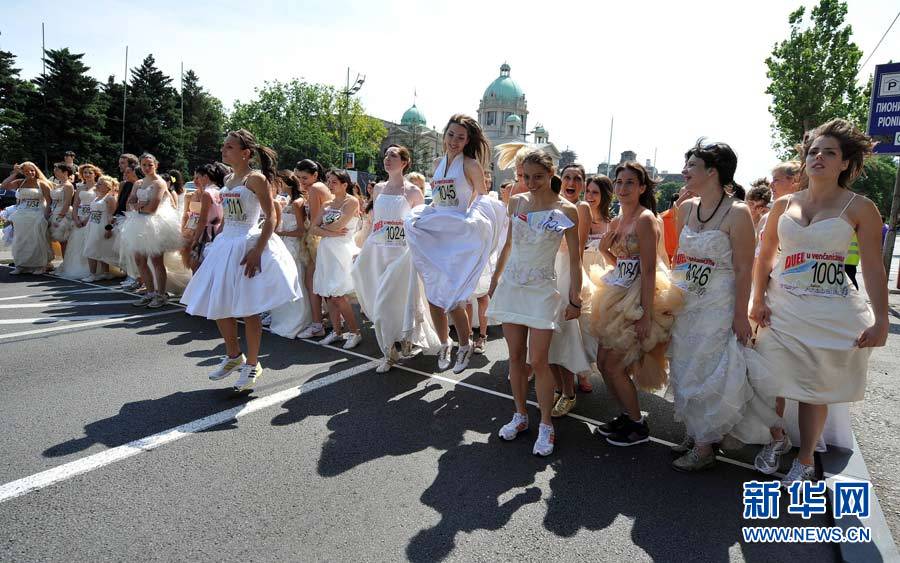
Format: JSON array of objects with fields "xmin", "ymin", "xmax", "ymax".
[
  {"xmin": 260, "ymin": 312, "xmax": 272, "ymax": 327},
  {"xmin": 320, "ymin": 331, "xmax": 342, "ymax": 346},
  {"xmin": 343, "ymin": 332, "xmax": 362, "ymax": 350},
  {"xmin": 232, "ymin": 362, "xmax": 262, "ymax": 392},
  {"xmin": 400, "ymin": 341, "xmax": 422, "ymax": 358},
  {"xmin": 9, "ymin": 267, "xmax": 25, "ymax": 275},
  {"xmin": 498, "ymin": 412, "xmax": 529, "ymax": 441},
  {"xmin": 80, "ymin": 274, "xmax": 98, "ymax": 282},
  {"xmin": 376, "ymin": 347, "xmax": 400, "ymax": 373},
  {"xmin": 437, "ymin": 341, "xmax": 453, "ymax": 371},
  {"xmin": 209, "ymin": 353, "xmax": 246, "ymax": 381},
  {"xmin": 297, "ymin": 323, "xmax": 325, "ymax": 339},
  {"xmin": 120, "ymin": 276, "xmax": 136, "ymax": 287},
  {"xmin": 533, "ymin": 423, "xmax": 556, "ymax": 456},
  {"xmin": 452, "ymin": 345, "xmax": 473, "ymax": 374},
  {"xmin": 755, "ymin": 433, "xmax": 792, "ymax": 475},
  {"xmin": 781, "ymin": 458, "xmax": 816, "ymax": 488}
]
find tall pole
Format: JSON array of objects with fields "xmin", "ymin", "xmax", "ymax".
[
  {"xmin": 180, "ymin": 61, "xmax": 184, "ymax": 169},
  {"xmin": 121, "ymin": 46, "xmax": 128, "ymax": 154},
  {"xmin": 883, "ymin": 160, "xmax": 900, "ymax": 281},
  {"xmin": 41, "ymin": 22, "xmax": 47, "ymax": 171},
  {"xmin": 606, "ymin": 115, "xmax": 614, "ymax": 176}
]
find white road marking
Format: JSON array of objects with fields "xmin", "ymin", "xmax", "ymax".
[
  {"xmin": 0, "ymin": 300, "xmax": 140, "ymax": 309},
  {"xmin": 0, "ymin": 288, "xmax": 112, "ymax": 301},
  {"xmin": 0, "ymin": 314, "xmax": 149, "ymax": 325},
  {"xmin": 0, "ymin": 309, "xmax": 182, "ymax": 341},
  {"xmin": 0, "ymin": 360, "xmax": 378, "ymax": 504}
]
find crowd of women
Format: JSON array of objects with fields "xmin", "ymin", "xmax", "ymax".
[{"xmin": 1, "ymin": 114, "xmax": 889, "ymax": 487}]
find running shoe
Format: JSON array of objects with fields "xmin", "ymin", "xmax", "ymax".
[
  {"xmin": 672, "ymin": 435, "xmax": 695, "ymax": 455},
  {"xmin": 120, "ymin": 276, "xmax": 136, "ymax": 287},
  {"xmin": 80, "ymin": 274, "xmax": 98, "ymax": 282},
  {"xmin": 452, "ymin": 345, "xmax": 473, "ymax": 374},
  {"xmin": 131, "ymin": 293, "xmax": 154, "ymax": 307},
  {"xmin": 473, "ymin": 336, "xmax": 486, "ymax": 355},
  {"xmin": 781, "ymin": 458, "xmax": 816, "ymax": 488},
  {"xmin": 605, "ymin": 418, "xmax": 650, "ymax": 446},
  {"xmin": 260, "ymin": 311, "xmax": 272, "ymax": 327},
  {"xmin": 672, "ymin": 447, "xmax": 716, "ymax": 472},
  {"xmin": 376, "ymin": 347, "xmax": 400, "ymax": 374},
  {"xmin": 400, "ymin": 341, "xmax": 422, "ymax": 358},
  {"xmin": 209, "ymin": 353, "xmax": 246, "ymax": 381},
  {"xmin": 147, "ymin": 294, "xmax": 168, "ymax": 308},
  {"xmin": 498, "ymin": 413, "xmax": 529, "ymax": 441},
  {"xmin": 594, "ymin": 413, "xmax": 630, "ymax": 437},
  {"xmin": 437, "ymin": 342, "xmax": 453, "ymax": 371},
  {"xmin": 297, "ymin": 323, "xmax": 325, "ymax": 339},
  {"xmin": 533, "ymin": 423, "xmax": 556, "ymax": 456},
  {"xmin": 320, "ymin": 331, "xmax": 342, "ymax": 346},
  {"xmin": 755, "ymin": 434, "xmax": 793, "ymax": 475},
  {"xmin": 343, "ymin": 332, "xmax": 362, "ymax": 349},
  {"xmin": 122, "ymin": 279, "xmax": 142, "ymax": 291},
  {"xmin": 551, "ymin": 395, "xmax": 576, "ymax": 418},
  {"xmin": 9, "ymin": 267, "xmax": 25, "ymax": 275},
  {"xmin": 232, "ymin": 362, "xmax": 262, "ymax": 392}
]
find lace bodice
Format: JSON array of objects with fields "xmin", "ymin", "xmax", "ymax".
[
  {"xmin": 503, "ymin": 209, "xmax": 573, "ymax": 285},
  {"xmin": 15, "ymin": 187, "xmax": 44, "ymax": 212}
]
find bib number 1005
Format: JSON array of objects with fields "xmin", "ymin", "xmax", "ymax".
[{"xmin": 812, "ymin": 261, "xmax": 844, "ymax": 286}]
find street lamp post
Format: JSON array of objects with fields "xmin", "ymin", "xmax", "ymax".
[{"xmin": 341, "ymin": 67, "xmax": 365, "ymax": 169}]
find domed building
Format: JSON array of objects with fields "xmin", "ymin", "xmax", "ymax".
[
  {"xmin": 477, "ymin": 63, "xmax": 561, "ymax": 189},
  {"xmin": 378, "ymin": 98, "xmax": 443, "ymax": 178}
]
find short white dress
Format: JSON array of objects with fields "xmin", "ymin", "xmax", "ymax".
[
  {"xmin": 405, "ymin": 154, "xmax": 502, "ymax": 312},
  {"xmin": 48, "ymin": 185, "xmax": 73, "ymax": 242},
  {"xmin": 313, "ymin": 205, "xmax": 360, "ymax": 297},
  {"xmin": 181, "ymin": 184, "xmax": 302, "ymax": 320},
  {"xmin": 10, "ymin": 187, "xmax": 52, "ymax": 269},
  {"xmin": 351, "ymin": 191, "xmax": 440, "ymax": 355},
  {"xmin": 269, "ymin": 199, "xmax": 313, "ymax": 338},
  {"xmin": 119, "ymin": 184, "xmax": 183, "ymax": 258},
  {"xmin": 486, "ymin": 207, "xmax": 574, "ymax": 330},
  {"xmin": 83, "ymin": 193, "xmax": 120, "ymax": 266},
  {"xmin": 54, "ymin": 187, "xmax": 94, "ymax": 279}
]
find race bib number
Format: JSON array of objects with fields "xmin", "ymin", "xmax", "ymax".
[
  {"xmin": 49, "ymin": 200, "xmax": 59, "ymax": 212},
  {"xmin": 223, "ymin": 194, "xmax": 248, "ymax": 223},
  {"xmin": 89, "ymin": 210, "xmax": 102, "ymax": 224},
  {"xmin": 373, "ymin": 219, "xmax": 406, "ymax": 246},
  {"xmin": 606, "ymin": 257, "xmax": 640, "ymax": 288},
  {"xmin": 22, "ymin": 199, "xmax": 41, "ymax": 209},
  {"xmin": 78, "ymin": 204, "xmax": 90, "ymax": 218},
  {"xmin": 672, "ymin": 253, "xmax": 716, "ymax": 295},
  {"xmin": 432, "ymin": 179, "xmax": 459, "ymax": 208},
  {"xmin": 516, "ymin": 209, "xmax": 575, "ymax": 234},
  {"xmin": 323, "ymin": 209, "xmax": 342, "ymax": 225},
  {"xmin": 779, "ymin": 250, "xmax": 848, "ymax": 297},
  {"xmin": 186, "ymin": 213, "xmax": 200, "ymax": 230}
]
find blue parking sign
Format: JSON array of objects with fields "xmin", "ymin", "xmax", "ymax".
[{"xmin": 868, "ymin": 62, "xmax": 900, "ymax": 155}]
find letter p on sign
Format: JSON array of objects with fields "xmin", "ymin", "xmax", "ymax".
[{"xmin": 880, "ymin": 73, "xmax": 900, "ymax": 97}]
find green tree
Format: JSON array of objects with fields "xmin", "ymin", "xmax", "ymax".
[
  {"xmin": 97, "ymin": 75, "xmax": 127, "ymax": 173},
  {"xmin": 0, "ymin": 50, "xmax": 34, "ymax": 167},
  {"xmin": 656, "ymin": 181, "xmax": 684, "ymax": 211},
  {"xmin": 854, "ymin": 155, "xmax": 898, "ymax": 218},
  {"xmin": 180, "ymin": 69, "xmax": 225, "ymax": 173},
  {"xmin": 228, "ymin": 79, "xmax": 386, "ymax": 171},
  {"xmin": 23, "ymin": 48, "xmax": 108, "ymax": 170},
  {"xmin": 124, "ymin": 55, "xmax": 182, "ymax": 170},
  {"xmin": 765, "ymin": 0, "xmax": 864, "ymax": 158}
]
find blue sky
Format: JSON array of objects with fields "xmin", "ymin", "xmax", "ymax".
[{"xmin": 2, "ymin": 0, "xmax": 898, "ymax": 183}]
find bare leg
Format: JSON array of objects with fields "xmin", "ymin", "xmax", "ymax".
[
  {"xmin": 150, "ymin": 254, "xmax": 167, "ymax": 294},
  {"xmin": 449, "ymin": 305, "xmax": 471, "ymax": 348},
  {"xmin": 529, "ymin": 328, "xmax": 556, "ymax": 426},
  {"xmin": 771, "ymin": 397, "xmax": 786, "ymax": 440},
  {"xmin": 214, "ymin": 318, "xmax": 241, "ymax": 357},
  {"xmin": 797, "ymin": 402, "xmax": 828, "ymax": 465},
  {"xmin": 502, "ymin": 323, "xmax": 529, "ymax": 415},
  {"xmin": 477, "ymin": 295, "xmax": 489, "ymax": 334},
  {"xmin": 243, "ymin": 314, "xmax": 263, "ymax": 365},
  {"xmin": 429, "ymin": 302, "xmax": 449, "ymax": 343},
  {"xmin": 134, "ymin": 253, "xmax": 155, "ymax": 292},
  {"xmin": 334, "ymin": 296, "xmax": 359, "ymax": 333},
  {"xmin": 600, "ymin": 350, "xmax": 641, "ymax": 421},
  {"xmin": 305, "ymin": 263, "xmax": 322, "ymax": 325}
]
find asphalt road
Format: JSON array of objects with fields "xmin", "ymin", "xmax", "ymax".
[{"xmin": 1, "ymin": 266, "xmax": 893, "ymax": 562}]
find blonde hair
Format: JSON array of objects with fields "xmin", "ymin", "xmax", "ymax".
[
  {"xmin": 97, "ymin": 175, "xmax": 120, "ymax": 194},
  {"xmin": 18, "ymin": 162, "xmax": 50, "ymax": 184},
  {"xmin": 78, "ymin": 163, "xmax": 103, "ymax": 181},
  {"xmin": 495, "ymin": 142, "xmax": 536, "ymax": 170},
  {"xmin": 405, "ymin": 172, "xmax": 426, "ymax": 191},
  {"xmin": 771, "ymin": 160, "xmax": 801, "ymax": 178}
]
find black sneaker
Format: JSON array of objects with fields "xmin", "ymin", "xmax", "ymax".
[
  {"xmin": 605, "ymin": 418, "xmax": 650, "ymax": 446},
  {"xmin": 594, "ymin": 413, "xmax": 631, "ymax": 437}
]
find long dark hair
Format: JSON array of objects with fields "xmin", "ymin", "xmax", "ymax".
[
  {"xmin": 684, "ymin": 139, "xmax": 741, "ymax": 197},
  {"xmin": 586, "ymin": 174, "xmax": 614, "ymax": 222},
  {"xmin": 277, "ymin": 170, "xmax": 302, "ymax": 202},
  {"xmin": 615, "ymin": 161, "xmax": 657, "ymax": 215},
  {"xmin": 194, "ymin": 162, "xmax": 228, "ymax": 187},
  {"xmin": 167, "ymin": 169, "xmax": 185, "ymax": 194},
  {"xmin": 443, "ymin": 114, "xmax": 490, "ymax": 166},
  {"xmin": 228, "ymin": 129, "xmax": 278, "ymax": 183},
  {"xmin": 295, "ymin": 159, "xmax": 326, "ymax": 183}
]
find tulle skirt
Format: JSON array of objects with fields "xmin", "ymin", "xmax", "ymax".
[
  {"xmin": 180, "ymin": 226, "xmax": 302, "ymax": 320},
  {"xmin": 119, "ymin": 208, "xmax": 183, "ymax": 258},
  {"xmin": 49, "ymin": 215, "xmax": 73, "ymax": 242},
  {"xmin": 10, "ymin": 211, "xmax": 51, "ymax": 269},
  {"xmin": 588, "ymin": 260, "xmax": 683, "ymax": 390}
]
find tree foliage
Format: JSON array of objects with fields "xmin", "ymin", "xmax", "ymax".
[
  {"xmin": 0, "ymin": 50, "xmax": 34, "ymax": 165},
  {"xmin": 123, "ymin": 55, "xmax": 182, "ymax": 169},
  {"xmin": 765, "ymin": 0, "xmax": 864, "ymax": 158},
  {"xmin": 181, "ymin": 69, "xmax": 225, "ymax": 173},
  {"xmin": 228, "ymin": 79, "xmax": 386, "ymax": 171},
  {"xmin": 656, "ymin": 181, "xmax": 684, "ymax": 212},
  {"xmin": 854, "ymin": 155, "xmax": 898, "ymax": 218}
]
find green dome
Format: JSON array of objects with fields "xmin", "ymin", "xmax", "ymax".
[
  {"xmin": 401, "ymin": 104, "xmax": 426, "ymax": 126},
  {"xmin": 483, "ymin": 63, "xmax": 524, "ymax": 102},
  {"xmin": 505, "ymin": 114, "xmax": 522, "ymax": 124}
]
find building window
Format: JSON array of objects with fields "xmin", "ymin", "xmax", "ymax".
[{"xmin": 486, "ymin": 112, "xmax": 496, "ymax": 126}]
